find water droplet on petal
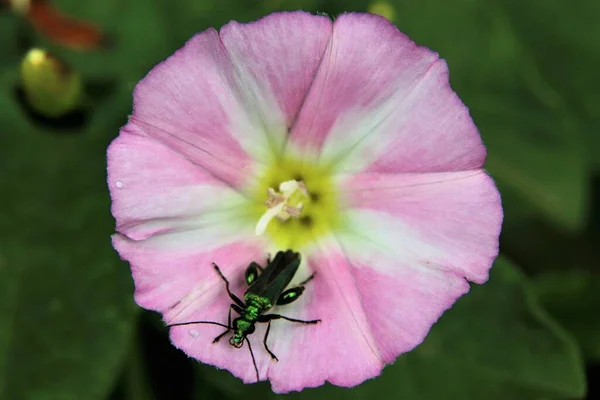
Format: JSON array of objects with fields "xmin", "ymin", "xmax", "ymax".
[
  {"xmin": 115, "ymin": 180, "xmax": 123, "ymax": 189},
  {"xmin": 188, "ymin": 329, "xmax": 200, "ymax": 338}
]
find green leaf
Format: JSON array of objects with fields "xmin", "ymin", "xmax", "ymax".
[
  {"xmin": 533, "ymin": 270, "xmax": 600, "ymax": 361},
  {"xmin": 0, "ymin": 253, "xmax": 20, "ymax": 396},
  {"xmin": 123, "ymin": 330, "xmax": 157, "ymax": 400},
  {"xmin": 475, "ymin": 90, "xmax": 587, "ymax": 231},
  {"xmin": 194, "ymin": 257, "xmax": 585, "ymax": 399},
  {"xmin": 500, "ymin": 0, "xmax": 600, "ymax": 133},
  {"xmin": 320, "ymin": 0, "xmax": 367, "ymax": 15},
  {"xmin": 586, "ymin": 121, "xmax": 600, "ymax": 171},
  {"xmin": 0, "ymin": 13, "xmax": 22, "ymax": 67},
  {"xmin": 387, "ymin": 0, "xmax": 588, "ymax": 230},
  {"xmin": 0, "ymin": 67, "xmax": 137, "ymax": 399}
]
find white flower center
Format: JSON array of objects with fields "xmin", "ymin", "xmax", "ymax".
[{"xmin": 255, "ymin": 180, "xmax": 309, "ymax": 235}]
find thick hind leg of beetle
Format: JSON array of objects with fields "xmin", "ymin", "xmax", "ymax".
[
  {"xmin": 258, "ymin": 313, "xmax": 321, "ymax": 325},
  {"xmin": 275, "ymin": 272, "xmax": 316, "ymax": 305},
  {"xmin": 244, "ymin": 262, "xmax": 264, "ymax": 286}
]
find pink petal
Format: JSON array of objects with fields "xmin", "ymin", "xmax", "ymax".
[
  {"xmin": 108, "ymin": 123, "xmax": 250, "ymax": 241},
  {"xmin": 345, "ymin": 250, "xmax": 470, "ymax": 363},
  {"xmin": 131, "ymin": 12, "xmax": 333, "ymax": 186},
  {"xmin": 290, "ymin": 13, "xmax": 485, "ymax": 173},
  {"xmin": 113, "ymin": 235, "xmax": 264, "ymax": 316},
  {"xmin": 264, "ymin": 243, "xmax": 384, "ymax": 392},
  {"xmin": 220, "ymin": 12, "xmax": 332, "ymax": 134},
  {"xmin": 339, "ymin": 170, "xmax": 502, "ymax": 284},
  {"xmin": 131, "ymin": 28, "xmax": 256, "ymax": 187}
]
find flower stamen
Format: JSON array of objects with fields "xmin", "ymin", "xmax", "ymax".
[{"xmin": 255, "ymin": 179, "xmax": 308, "ymax": 235}]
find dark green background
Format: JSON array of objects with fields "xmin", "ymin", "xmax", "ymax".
[{"xmin": 1, "ymin": 0, "xmax": 598, "ymax": 399}]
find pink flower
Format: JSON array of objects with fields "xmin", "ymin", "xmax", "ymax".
[{"xmin": 108, "ymin": 11, "xmax": 502, "ymax": 393}]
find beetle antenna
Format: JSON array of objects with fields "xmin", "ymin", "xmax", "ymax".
[
  {"xmin": 166, "ymin": 320, "xmax": 230, "ymax": 329},
  {"xmin": 246, "ymin": 338, "xmax": 260, "ymax": 383}
]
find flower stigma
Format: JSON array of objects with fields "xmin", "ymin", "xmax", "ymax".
[{"xmin": 251, "ymin": 157, "xmax": 341, "ymax": 250}]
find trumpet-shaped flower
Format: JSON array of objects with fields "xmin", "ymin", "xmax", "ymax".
[{"xmin": 108, "ymin": 11, "xmax": 502, "ymax": 393}]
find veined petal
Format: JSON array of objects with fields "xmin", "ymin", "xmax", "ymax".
[
  {"xmin": 131, "ymin": 12, "xmax": 333, "ymax": 188},
  {"xmin": 131, "ymin": 28, "xmax": 260, "ymax": 188},
  {"xmin": 220, "ymin": 12, "xmax": 332, "ymax": 156},
  {"xmin": 113, "ymin": 234, "xmax": 265, "ymax": 315},
  {"xmin": 264, "ymin": 241, "xmax": 384, "ymax": 392},
  {"xmin": 338, "ymin": 170, "xmax": 502, "ymax": 284},
  {"xmin": 108, "ymin": 123, "xmax": 251, "ymax": 241},
  {"xmin": 289, "ymin": 13, "xmax": 485, "ymax": 173},
  {"xmin": 344, "ymin": 247, "xmax": 470, "ymax": 363}
]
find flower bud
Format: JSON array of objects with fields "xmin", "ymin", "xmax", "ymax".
[
  {"xmin": 368, "ymin": 1, "xmax": 396, "ymax": 22},
  {"xmin": 20, "ymin": 48, "xmax": 82, "ymax": 118}
]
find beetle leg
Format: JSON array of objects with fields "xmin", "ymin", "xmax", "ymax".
[
  {"xmin": 258, "ymin": 313, "xmax": 321, "ymax": 325},
  {"xmin": 262, "ymin": 321, "xmax": 278, "ymax": 361},
  {"xmin": 299, "ymin": 272, "xmax": 316, "ymax": 286},
  {"xmin": 212, "ymin": 305, "xmax": 236, "ymax": 343},
  {"xmin": 213, "ymin": 263, "xmax": 245, "ymax": 307},
  {"xmin": 275, "ymin": 272, "xmax": 316, "ymax": 305}
]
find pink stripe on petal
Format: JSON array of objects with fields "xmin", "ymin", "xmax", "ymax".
[
  {"xmin": 362, "ymin": 60, "xmax": 485, "ymax": 173},
  {"xmin": 349, "ymin": 258, "xmax": 470, "ymax": 362},
  {"xmin": 108, "ymin": 124, "xmax": 251, "ymax": 241},
  {"xmin": 220, "ymin": 12, "xmax": 332, "ymax": 135},
  {"xmin": 264, "ymin": 244, "xmax": 384, "ymax": 392},
  {"xmin": 131, "ymin": 28, "xmax": 271, "ymax": 185},
  {"xmin": 290, "ymin": 13, "xmax": 485, "ymax": 173},
  {"xmin": 112, "ymin": 235, "xmax": 264, "ymax": 315},
  {"xmin": 339, "ymin": 170, "xmax": 502, "ymax": 283}
]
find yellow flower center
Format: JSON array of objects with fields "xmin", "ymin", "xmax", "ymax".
[
  {"xmin": 255, "ymin": 179, "xmax": 309, "ymax": 235},
  {"xmin": 251, "ymin": 156, "xmax": 340, "ymax": 250}
]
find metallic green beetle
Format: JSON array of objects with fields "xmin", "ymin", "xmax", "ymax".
[{"xmin": 168, "ymin": 250, "xmax": 320, "ymax": 381}]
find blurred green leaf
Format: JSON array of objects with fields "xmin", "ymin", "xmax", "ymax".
[
  {"xmin": 194, "ymin": 257, "xmax": 585, "ymax": 399},
  {"xmin": 0, "ymin": 66, "xmax": 137, "ymax": 399},
  {"xmin": 388, "ymin": 0, "xmax": 588, "ymax": 231},
  {"xmin": 0, "ymin": 253, "xmax": 20, "ymax": 396},
  {"xmin": 499, "ymin": 0, "xmax": 600, "ymax": 171},
  {"xmin": 158, "ymin": 0, "xmax": 256, "ymax": 48},
  {"xmin": 159, "ymin": 0, "xmax": 319, "ymax": 50},
  {"xmin": 195, "ymin": 362, "xmax": 272, "ymax": 400},
  {"xmin": 588, "ymin": 124, "xmax": 600, "ymax": 172},
  {"xmin": 123, "ymin": 334, "xmax": 157, "ymax": 400},
  {"xmin": 475, "ymin": 90, "xmax": 587, "ymax": 232},
  {"xmin": 0, "ymin": 13, "xmax": 22, "ymax": 66},
  {"xmin": 322, "ymin": 0, "xmax": 366, "ymax": 14},
  {"xmin": 534, "ymin": 270, "xmax": 600, "ymax": 361}
]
